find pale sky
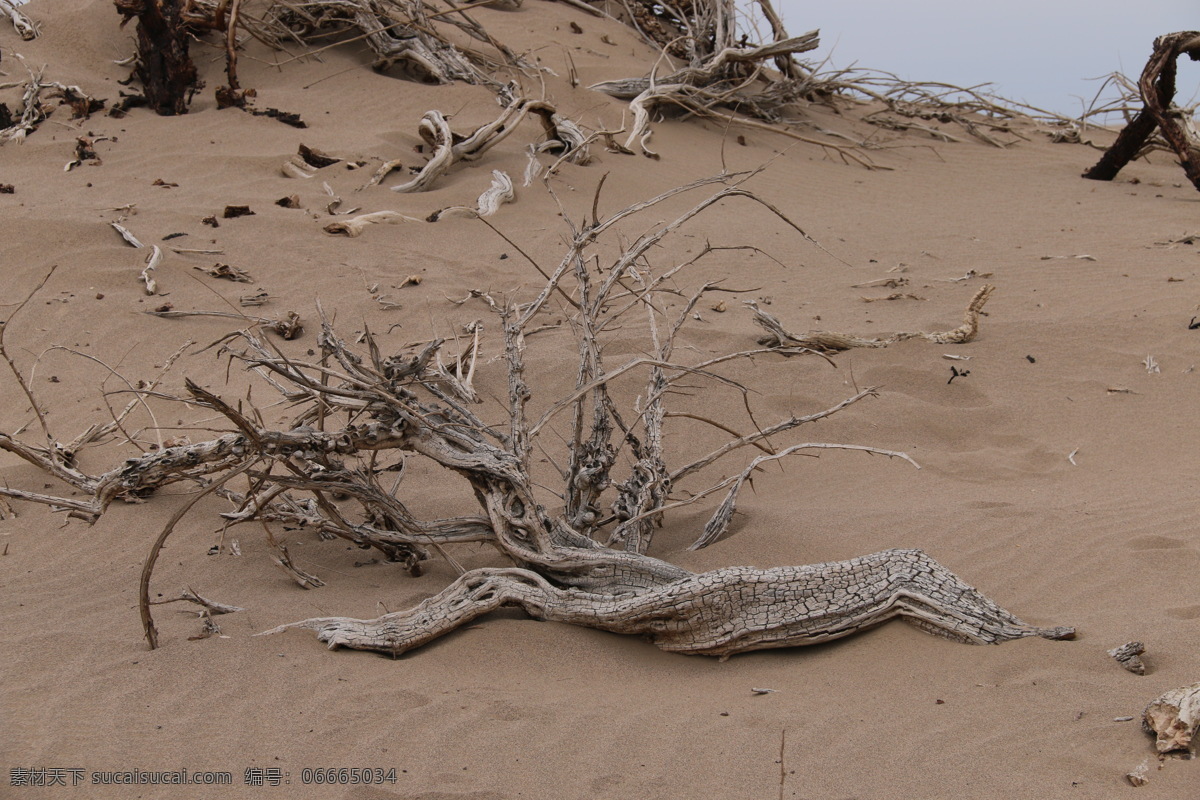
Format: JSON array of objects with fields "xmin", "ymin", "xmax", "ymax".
[{"xmin": 776, "ymin": 1, "xmax": 1198, "ymax": 114}]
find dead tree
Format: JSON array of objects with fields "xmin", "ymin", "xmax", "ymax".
[
  {"xmin": 0, "ymin": 177, "xmax": 1074, "ymax": 658},
  {"xmin": 1084, "ymin": 31, "xmax": 1200, "ymax": 190}
]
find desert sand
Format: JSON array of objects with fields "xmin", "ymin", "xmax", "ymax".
[{"xmin": 1, "ymin": 2, "xmax": 1198, "ymax": 798}]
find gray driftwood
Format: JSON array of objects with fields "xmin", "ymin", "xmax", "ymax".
[
  {"xmin": 0, "ymin": 179, "xmax": 1072, "ymax": 658},
  {"xmin": 267, "ymin": 550, "xmax": 1074, "ymax": 657}
]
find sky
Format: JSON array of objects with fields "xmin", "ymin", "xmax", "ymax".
[{"xmin": 775, "ymin": 1, "xmax": 1198, "ymax": 114}]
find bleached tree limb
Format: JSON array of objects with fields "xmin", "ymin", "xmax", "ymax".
[{"xmin": 429, "ymin": 170, "xmax": 515, "ymax": 220}]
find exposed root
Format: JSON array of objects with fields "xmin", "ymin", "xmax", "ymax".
[
  {"xmin": 265, "ymin": 550, "xmax": 1074, "ymax": 658},
  {"xmin": 376, "ymin": 94, "xmax": 586, "ymax": 193},
  {"xmin": 0, "ymin": 0, "xmax": 37, "ymax": 40}
]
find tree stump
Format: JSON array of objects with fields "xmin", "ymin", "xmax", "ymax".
[{"xmin": 114, "ymin": 0, "xmax": 198, "ymax": 116}]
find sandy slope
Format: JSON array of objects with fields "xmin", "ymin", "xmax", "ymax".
[{"xmin": 2, "ymin": 2, "xmax": 1199, "ymax": 798}]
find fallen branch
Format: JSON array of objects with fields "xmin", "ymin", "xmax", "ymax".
[
  {"xmin": 111, "ymin": 222, "xmax": 161, "ymax": 293},
  {"xmin": 150, "ymin": 587, "xmax": 244, "ymax": 615},
  {"xmin": 0, "ymin": 59, "xmax": 102, "ymax": 143},
  {"xmin": 145, "ymin": 309, "xmax": 304, "ymax": 339},
  {"xmin": 753, "ymin": 284, "xmax": 995, "ymax": 352},
  {"xmin": 378, "ymin": 94, "xmax": 586, "ymax": 192}
]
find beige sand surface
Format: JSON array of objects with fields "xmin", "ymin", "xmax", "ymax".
[{"xmin": 2, "ymin": 2, "xmax": 1198, "ymax": 798}]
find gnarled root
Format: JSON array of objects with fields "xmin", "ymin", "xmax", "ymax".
[{"xmin": 264, "ymin": 548, "xmax": 1073, "ymax": 658}]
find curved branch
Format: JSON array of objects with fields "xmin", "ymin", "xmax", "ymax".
[{"xmin": 266, "ymin": 549, "xmax": 1073, "ymax": 658}]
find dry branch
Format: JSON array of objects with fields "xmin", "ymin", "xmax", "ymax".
[
  {"xmin": 429, "ymin": 170, "xmax": 515, "ymax": 220},
  {"xmin": 753, "ymin": 284, "xmax": 995, "ymax": 353},
  {"xmin": 590, "ymin": 29, "xmax": 824, "ymax": 157},
  {"xmin": 150, "ymin": 588, "xmax": 244, "ymax": 615},
  {"xmin": 0, "ymin": 60, "xmax": 101, "ymax": 143}
]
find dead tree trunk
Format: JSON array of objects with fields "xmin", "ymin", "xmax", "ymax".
[
  {"xmin": 1083, "ymin": 31, "xmax": 1200, "ymax": 189},
  {"xmin": 114, "ymin": 0, "xmax": 199, "ymax": 115},
  {"xmin": 270, "ymin": 551, "xmax": 1074, "ymax": 658}
]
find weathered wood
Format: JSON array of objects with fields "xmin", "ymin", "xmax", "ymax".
[
  {"xmin": 429, "ymin": 170, "xmax": 515, "ymax": 220},
  {"xmin": 268, "ymin": 549, "xmax": 1074, "ymax": 657},
  {"xmin": 1081, "ymin": 109, "xmax": 1158, "ymax": 181},
  {"xmin": 323, "ymin": 210, "xmax": 415, "ymax": 236},
  {"xmin": 1084, "ymin": 31, "xmax": 1200, "ymax": 189},
  {"xmin": 0, "ymin": 66, "xmax": 101, "ymax": 144},
  {"xmin": 377, "ymin": 98, "xmax": 583, "ymax": 192},
  {"xmin": 1109, "ymin": 641, "xmax": 1147, "ymax": 675},
  {"xmin": 113, "ymin": 0, "xmax": 199, "ymax": 116},
  {"xmin": 1143, "ymin": 682, "xmax": 1200, "ymax": 753},
  {"xmin": 588, "ymin": 20, "xmax": 822, "ymax": 153},
  {"xmin": 0, "ymin": 0, "xmax": 36, "ymax": 39}
]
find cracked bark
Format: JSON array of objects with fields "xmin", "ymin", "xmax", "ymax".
[{"xmin": 270, "ymin": 550, "xmax": 1074, "ymax": 658}]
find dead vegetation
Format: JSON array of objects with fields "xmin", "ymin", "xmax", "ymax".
[
  {"xmin": 0, "ymin": 56, "xmax": 103, "ymax": 143},
  {"xmin": 1084, "ymin": 31, "xmax": 1200, "ymax": 190},
  {"xmin": 0, "ymin": 175, "xmax": 1074, "ymax": 658}
]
